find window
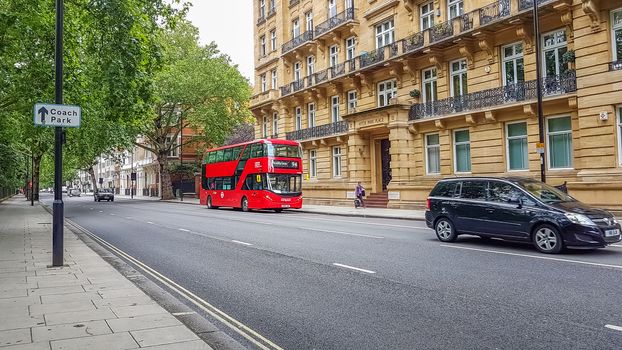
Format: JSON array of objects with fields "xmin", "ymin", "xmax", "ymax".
[
  {"xmin": 294, "ymin": 62, "xmax": 302, "ymax": 81},
  {"xmin": 377, "ymin": 80, "xmax": 397, "ymax": 107},
  {"xmin": 454, "ymin": 129, "xmax": 471, "ymax": 173},
  {"xmin": 345, "ymin": 37, "xmax": 356, "ymax": 60},
  {"xmin": 375, "ymin": 19, "xmax": 394, "ymax": 48},
  {"xmin": 262, "ymin": 116, "xmax": 269, "ymax": 137},
  {"xmin": 448, "ymin": 0, "xmax": 464, "ymax": 19},
  {"xmin": 425, "ymin": 134, "xmax": 441, "ymax": 174},
  {"xmin": 272, "ymin": 113, "xmax": 279, "ymax": 136},
  {"xmin": 618, "ymin": 107, "xmax": 622, "ymax": 166},
  {"xmin": 329, "ymin": 45, "xmax": 339, "ymax": 67},
  {"xmin": 295, "ymin": 107, "xmax": 302, "ymax": 130},
  {"xmin": 260, "ymin": 35, "xmax": 266, "ymax": 56},
  {"xmin": 309, "ymin": 150, "xmax": 317, "ymax": 178},
  {"xmin": 307, "ymin": 56, "xmax": 315, "ymax": 76},
  {"xmin": 270, "ymin": 0, "xmax": 275, "ymax": 12},
  {"xmin": 332, "ymin": 146, "xmax": 342, "ymax": 177},
  {"xmin": 260, "ymin": 74, "xmax": 267, "ymax": 92},
  {"xmin": 308, "ymin": 103, "xmax": 316, "ymax": 127},
  {"xmin": 271, "ymin": 69, "xmax": 277, "ymax": 89},
  {"xmin": 547, "ymin": 116, "xmax": 573, "ymax": 169},
  {"xmin": 420, "ymin": 1, "xmax": 434, "ymax": 31},
  {"xmin": 166, "ymin": 136, "xmax": 179, "ymax": 157},
  {"xmin": 450, "ymin": 59, "xmax": 468, "ymax": 97},
  {"xmin": 502, "ymin": 42, "xmax": 524, "ymax": 85},
  {"xmin": 430, "ymin": 181, "xmax": 460, "ymax": 198},
  {"xmin": 506, "ymin": 122, "xmax": 528, "ymax": 171},
  {"xmin": 259, "ymin": 0, "xmax": 265, "ymax": 18},
  {"xmin": 422, "ymin": 67, "xmax": 437, "ymax": 103},
  {"xmin": 542, "ymin": 29, "xmax": 568, "ymax": 77},
  {"xmin": 347, "ymin": 90, "xmax": 357, "ymax": 112},
  {"xmin": 292, "ymin": 19, "xmax": 300, "ymax": 37},
  {"xmin": 328, "ymin": 0, "xmax": 337, "ymax": 18},
  {"xmin": 460, "ymin": 180, "xmax": 486, "ymax": 200},
  {"xmin": 270, "ymin": 30, "xmax": 277, "ymax": 51},
  {"xmin": 305, "ymin": 11, "xmax": 314, "ymax": 31},
  {"xmin": 612, "ymin": 9, "xmax": 622, "ymax": 61},
  {"xmin": 488, "ymin": 181, "xmax": 536, "ymax": 206},
  {"xmin": 345, "ymin": 0, "xmax": 353, "ymax": 10},
  {"xmin": 331, "ymin": 95, "xmax": 340, "ymax": 122}
]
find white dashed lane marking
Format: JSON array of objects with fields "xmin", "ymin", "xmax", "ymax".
[
  {"xmin": 605, "ymin": 324, "xmax": 622, "ymax": 332},
  {"xmin": 232, "ymin": 240, "xmax": 253, "ymax": 246},
  {"xmin": 332, "ymin": 263, "xmax": 376, "ymax": 274}
]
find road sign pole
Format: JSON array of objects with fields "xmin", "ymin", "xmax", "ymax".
[
  {"xmin": 52, "ymin": 0, "xmax": 64, "ymax": 267},
  {"xmin": 533, "ymin": 1, "xmax": 546, "ymax": 183}
]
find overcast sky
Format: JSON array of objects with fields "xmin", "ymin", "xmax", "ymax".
[{"xmin": 186, "ymin": 0, "xmax": 255, "ymax": 85}]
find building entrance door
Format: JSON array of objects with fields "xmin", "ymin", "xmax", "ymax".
[{"xmin": 380, "ymin": 139, "xmax": 391, "ymax": 191}]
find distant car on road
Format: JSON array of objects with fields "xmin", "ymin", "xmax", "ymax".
[
  {"xmin": 425, "ymin": 177, "xmax": 621, "ymax": 254},
  {"xmin": 68, "ymin": 188, "xmax": 81, "ymax": 197},
  {"xmin": 94, "ymin": 188, "xmax": 114, "ymax": 202}
]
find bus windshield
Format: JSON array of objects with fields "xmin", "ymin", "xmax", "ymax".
[
  {"xmin": 267, "ymin": 144, "xmax": 302, "ymax": 158},
  {"xmin": 267, "ymin": 174, "xmax": 302, "ymax": 194}
]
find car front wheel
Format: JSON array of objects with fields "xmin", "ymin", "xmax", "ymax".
[
  {"xmin": 435, "ymin": 218, "xmax": 457, "ymax": 242},
  {"xmin": 533, "ymin": 224, "xmax": 563, "ymax": 254}
]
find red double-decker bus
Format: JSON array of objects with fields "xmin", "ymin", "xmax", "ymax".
[{"xmin": 199, "ymin": 139, "xmax": 303, "ymax": 212}]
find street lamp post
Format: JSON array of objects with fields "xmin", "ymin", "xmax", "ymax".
[
  {"xmin": 533, "ymin": 0, "xmax": 546, "ymax": 183},
  {"xmin": 52, "ymin": 0, "xmax": 64, "ymax": 267}
]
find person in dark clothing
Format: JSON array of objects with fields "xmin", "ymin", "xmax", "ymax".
[{"xmin": 355, "ymin": 182, "xmax": 365, "ymax": 208}]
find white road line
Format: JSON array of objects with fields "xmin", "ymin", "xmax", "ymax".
[
  {"xmin": 89, "ymin": 208, "xmax": 93, "ymax": 210},
  {"xmin": 232, "ymin": 240, "xmax": 253, "ymax": 246},
  {"xmin": 605, "ymin": 324, "xmax": 622, "ymax": 332},
  {"xmin": 110, "ymin": 213, "xmax": 115, "ymax": 216},
  {"xmin": 98, "ymin": 211, "xmax": 103, "ymax": 213},
  {"xmin": 440, "ymin": 244, "xmax": 622, "ymax": 270},
  {"xmin": 294, "ymin": 215, "xmax": 416, "ymax": 229},
  {"xmin": 125, "ymin": 217, "xmax": 132, "ymax": 219},
  {"xmin": 178, "ymin": 228, "xmax": 190, "ymax": 232},
  {"xmin": 172, "ymin": 311, "xmax": 196, "ymax": 316},
  {"xmin": 147, "ymin": 221, "xmax": 154, "ymax": 225},
  {"xmin": 332, "ymin": 263, "xmax": 376, "ymax": 274}
]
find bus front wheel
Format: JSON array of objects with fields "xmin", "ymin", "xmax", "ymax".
[
  {"xmin": 207, "ymin": 196, "xmax": 218, "ymax": 209},
  {"xmin": 241, "ymin": 197, "xmax": 249, "ymax": 212}
]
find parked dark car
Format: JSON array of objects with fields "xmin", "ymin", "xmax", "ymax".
[
  {"xmin": 425, "ymin": 177, "xmax": 621, "ymax": 254},
  {"xmin": 94, "ymin": 188, "xmax": 114, "ymax": 202}
]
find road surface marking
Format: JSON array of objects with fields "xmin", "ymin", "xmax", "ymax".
[
  {"xmin": 232, "ymin": 240, "xmax": 253, "ymax": 246},
  {"xmin": 332, "ymin": 263, "xmax": 376, "ymax": 274},
  {"xmin": 98, "ymin": 211, "xmax": 103, "ymax": 213},
  {"xmin": 605, "ymin": 324, "xmax": 622, "ymax": 332},
  {"xmin": 172, "ymin": 311, "xmax": 196, "ymax": 316},
  {"xmin": 125, "ymin": 217, "xmax": 132, "ymax": 219},
  {"xmin": 65, "ymin": 220, "xmax": 283, "ymax": 350},
  {"xmin": 440, "ymin": 245, "xmax": 622, "ymax": 270},
  {"xmin": 89, "ymin": 208, "xmax": 93, "ymax": 210},
  {"xmin": 110, "ymin": 213, "xmax": 115, "ymax": 216},
  {"xmin": 611, "ymin": 244, "xmax": 622, "ymax": 248},
  {"xmin": 178, "ymin": 228, "xmax": 190, "ymax": 232},
  {"xmin": 147, "ymin": 221, "xmax": 154, "ymax": 225},
  {"xmin": 294, "ymin": 215, "xmax": 416, "ymax": 229}
]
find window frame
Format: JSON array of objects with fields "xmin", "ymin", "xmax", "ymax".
[
  {"xmin": 272, "ymin": 112, "xmax": 279, "ymax": 136},
  {"xmin": 259, "ymin": 0, "xmax": 265, "ymax": 18},
  {"xmin": 545, "ymin": 115, "xmax": 573, "ymax": 170},
  {"xmin": 502, "ymin": 42, "xmax": 524, "ymax": 86},
  {"xmin": 305, "ymin": 11, "xmax": 314, "ymax": 31},
  {"xmin": 292, "ymin": 18, "xmax": 300, "ymax": 37},
  {"xmin": 262, "ymin": 116, "xmax": 269, "ymax": 138},
  {"xmin": 331, "ymin": 95, "xmax": 340, "ymax": 122},
  {"xmin": 329, "ymin": 45, "xmax": 339, "ymax": 67},
  {"xmin": 308, "ymin": 102, "xmax": 316, "ymax": 127},
  {"xmin": 271, "ymin": 69, "xmax": 277, "ymax": 89},
  {"xmin": 270, "ymin": 30, "xmax": 277, "ymax": 51},
  {"xmin": 295, "ymin": 106, "xmax": 302, "ymax": 131},
  {"xmin": 541, "ymin": 29, "xmax": 568, "ymax": 77},
  {"xmin": 375, "ymin": 19, "xmax": 395, "ymax": 49},
  {"xmin": 309, "ymin": 149, "xmax": 317, "ymax": 178},
  {"xmin": 420, "ymin": 1, "xmax": 434, "ymax": 31},
  {"xmin": 448, "ymin": 0, "xmax": 464, "ymax": 19},
  {"xmin": 618, "ymin": 106, "xmax": 622, "ymax": 166},
  {"xmin": 611, "ymin": 9, "xmax": 622, "ymax": 62},
  {"xmin": 425, "ymin": 133, "xmax": 441, "ymax": 175},
  {"xmin": 347, "ymin": 90, "xmax": 357, "ymax": 111},
  {"xmin": 294, "ymin": 61, "xmax": 302, "ymax": 81},
  {"xmin": 449, "ymin": 58, "xmax": 468, "ymax": 97},
  {"xmin": 307, "ymin": 55, "xmax": 315, "ymax": 76},
  {"xmin": 332, "ymin": 146, "xmax": 342, "ymax": 177},
  {"xmin": 453, "ymin": 128, "xmax": 471, "ymax": 173},
  {"xmin": 328, "ymin": 0, "xmax": 337, "ymax": 18},
  {"xmin": 345, "ymin": 37, "xmax": 356, "ymax": 60},
  {"xmin": 377, "ymin": 79, "xmax": 397, "ymax": 107},
  {"xmin": 505, "ymin": 120, "xmax": 529, "ymax": 172},
  {"xmin": 422, "ymin": 67, "xmax": 437, "ymax": 103},
  {"xmin": 260, "ymin": 35, "xmax": 266, "ymax": 56},
  {"xmin": 260, "ymin": 74, "xmax": 267, "ymax": 92}
]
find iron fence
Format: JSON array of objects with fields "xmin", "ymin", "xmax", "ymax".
[
  {"xmin": 285, "ymin": 121, "xmax": 349, "ymax": 141},
  {"xmin": 282, "ymin": 30, "xmax": 314, "ymax": 54},
  {"xmin": 479, "ymin": 0, "xmax": 510, "ymax": 26},
  {"xmin": 315, "ymin": 7, "xmax": 355, "ymax": 37}
]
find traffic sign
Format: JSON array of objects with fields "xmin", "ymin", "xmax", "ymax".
[{"xmin": 33, "ymin": 103, "xmax": 81, "ymax": 127}]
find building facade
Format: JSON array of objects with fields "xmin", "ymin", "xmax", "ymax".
[{"xmin": 250, "ymin": 0, "xmax": 622, "ymax": 210}]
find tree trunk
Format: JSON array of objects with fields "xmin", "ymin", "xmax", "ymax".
[
  {"xmin": 88, "ymin": 165, "xmax": 98, "ymax": 193},
  {"xmin": 158, "ymin": 155, "xmax": 174, "ymax": 200},
  {"xmin": 32, "ymin": 155, "xmax": 41, "ymax": 201}
]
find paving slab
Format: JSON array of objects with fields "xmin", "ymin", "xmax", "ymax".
[
  {"xmin": 141, "ymin": 340, "xmax": 214, "ymax": 350},
  {"xmin": 130, "ymin": 325, "xmax": 199, "ymax": 347},
  {"xmin": 29, "ymin": 300, "xmax": 97, "ymax": 316},
  {"xmin": 49, "ymin": 332, "xmax": 138, "ymax": 350},
  {"xmin": 32, "ymin": 320, "xmax": 112, "ymax": 342},
  {"xmin": 0, "ymin": 328, "xmax": 31, "ymax": 347},
  {"xmin": 111, "ymin": 304, "xmax": 169, "ymax": 318},
  {"xmin": 44, "ymin": 308, "xmax": 117, "ymax": 326},
  {"xmin": 92, "ymin": 295, "xmax": 155, "ymax": 309},
  {"xmin": 106, "ymin": 313, "xmax": 182, "ymax": 333}
]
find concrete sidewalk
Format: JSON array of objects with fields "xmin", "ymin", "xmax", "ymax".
[
  {"xmin": 0, "ymin": 197, "xmax": 214, "ymax": 350},
  {"xmin": 115, "ymin": 194, "xmax": 426, "ymax": 221}
]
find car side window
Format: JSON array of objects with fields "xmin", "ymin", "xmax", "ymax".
[
  {"xmin": 430, "ymin": 181, "xmax": 460, "ymax": 198},
  {"xmin": 460, "ymin": 181, "xmax": 487, "ymax": 200},
  {"xmin": 489, "ymin": 181, "xmax": 537, "ymax": 206}
]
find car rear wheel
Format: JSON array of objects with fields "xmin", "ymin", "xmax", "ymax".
[
  {"xmin": 533, "ymin": 224, "xmax": 563, "ymax": 254},
  {"xmin": 241, "ymin": 197, "xmax": 249, "ymax": 212},
  {"xmin": 207, "ymin": 196, "xmax": 218, "ymax": 209},
  {"xmin": 435, "ymin": 218, "xmax": 457, "ymax": 242}
]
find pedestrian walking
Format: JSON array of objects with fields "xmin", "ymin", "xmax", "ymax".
[{"xmin": 354, "ymin": 181, "xmax": 365, "ymax": 208}]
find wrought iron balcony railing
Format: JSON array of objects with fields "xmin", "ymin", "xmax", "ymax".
[
  {"xmin": 282, "ymin": 30, "xmax": 314, "ymax": 54},
  {"xmin": 408, "ymin": 72, "xmax": 577, "ymax": 120},
  {"xmin": 267, "ymin": 6, "xmax": 276, "ymax": 18},
  {"xmin": 360, "ymin": 47, "xmax": 385, "ymax": 68},
  {"xmin": 609, "ymin": 60, "xmax": 622, "ymax": 71},
  {"xmin": 315, "ymin": 7, "xmax": 355, "ymax": 37},
  {"xmin": 285, "ymin": 121, "xmax": 349, "ymax": 141},
  {"xmin": 430, "ymin": 20, "xmax": 453, "ymax": 43},
  {"xmin": 519, "ymin": 0, "xmax": 552, "ymax": 11},
  {"xmin": 480, "ymin": 0, "xmax": 510, "ymax": 26},
  {"xmin": 257, "ymin": 16, "xmax": 266, "ymax": 25},
  {"xmin": 461, "ymin": 12, "xmax": 474, "ymax": 31},
  {"xmin": 330, "ymin": 62, "xmax": 346, "ymax": 78},
  {"xmin": 402, "ymin": 32, "xmax": 424, "ymax": 53}
]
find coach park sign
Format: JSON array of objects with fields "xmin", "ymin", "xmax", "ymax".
[{"xmin": 34, "ymin": 103, "xmax": 81, "ymax": 128}]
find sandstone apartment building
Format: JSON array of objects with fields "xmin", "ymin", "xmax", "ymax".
[{"xmin": 250, "ymin": 0, "xmax": 622, "ymax": 210}]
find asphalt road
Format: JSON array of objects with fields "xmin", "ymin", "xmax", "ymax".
[{"xmin": 41, "ymin": 193, "xmax": 622, "ymax": 350}]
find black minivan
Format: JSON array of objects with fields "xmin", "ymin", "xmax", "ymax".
[{"xmin": 425, "ymin": 177, "xmax": 621, "ymax": 254}]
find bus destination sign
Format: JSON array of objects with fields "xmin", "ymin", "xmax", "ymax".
[{"xmin": 272, "ymin": 160, "xmax": 299, "ymax": 169}]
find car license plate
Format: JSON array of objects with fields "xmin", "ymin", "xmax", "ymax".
[
  {"xmin": 281, "ymin": 204, "xmax": 290, "ymax": 208},
  {"xmin": 605, "ymin": 229, "xmax": 620, "ymax": 237}
]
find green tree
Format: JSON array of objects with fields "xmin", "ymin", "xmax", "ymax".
[{"xmin": 135, "ymin": 20, "xmax": 251, "ymax": 200}]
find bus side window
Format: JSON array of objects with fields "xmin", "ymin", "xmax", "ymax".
[
  {"xmin": 207, "ymin": 152, "xmax": 215, "ymax": 164},
  {"xmin": 241, "ymin": 145, "xmax": 251, "ymax": 160},
  {"xmin": 222, "ymin": 177, "xmax": 231, "ymax": 190},
  {"xmin": 223, "ymin": 148, "xmax": 232, "ymax": 162},
  {"xmin": 208, "ymin": 178, "xmax": 215, "ymax": 190},
  {"xmin": 215, "ymin": 150, "xmax": 224, "ymax": 162},
  {"xmin": 243, "ymin": 175, "xmax": 251, "ymax": 190},
  {"xmin": 251, "ymin": 143, "xmax": 263, "ymax": 158},
  {"xmin": 215, "ymin": 178, "xmax": 223, "ymax": 190},
  {"xmin": 252, "ymin": 174, "xmax": 264, "ymax": 190},
  {"xmin": 232, "ymin": 146, "xmax": 242, "ymax": 160}
]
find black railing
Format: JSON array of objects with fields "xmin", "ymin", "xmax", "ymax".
[
  {"xmin": 315, "ymin": 7, "xmax": 355, "ymax": 37},
  {"xmin": 360, "ymin": 47, "xmax": 385, "ymax": 68},
  {"xmin": 430, "ymin": 20, "xmax": 453, "ymax": 42},
  {"xmin": 461, "ymin": 12, "xmax": 474, "ymax": 31},
  {"xmin": 285, "ymin": 121, "xmax": 349, "ymax": 141},
  {"xmin": 313, "ymin": 69, "xmax": 329, "ymax": 84},
  {"xmin": 267, "ymin": 6, "xmax": 276, "ymax": 18},
  {"xmin": 403, "ymin": 32, "xmax": 424, "ymax": 53},
  {"xmin": 280, "ymin": 84, "xmax": 292, "ymax": 96},
  {"xmin": 409, "ymin": 72, "xmax": 577, "ymax": 120},
  {"xmin": 389, "ymin": 42, "xmax": 399, "ymax": 58},
  {"xmin": 480, "ymin": 0, "xmax": 510, "ymax": 26},
  {"xmin": 609, "ymin": 60, "xmax": 622, "ymax": 71},
  {"xmin": 257, "ymin": 16, "xmax": 266, "ymax": 25},
  {"xmin": 330, "ymin": 62, "xmax": 346, "ymax": 78},
  {"xmin": 282, "ymin": 30, "xmax": 314, "ymax": 54},
  {"xmin": 519, "ymin": 0, "xmax": 551, "ymax": 11}
]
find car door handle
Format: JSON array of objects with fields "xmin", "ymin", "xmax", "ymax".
[{"xmin": 486, "ymin": 208, "xmax": 495, "ymax": 213}]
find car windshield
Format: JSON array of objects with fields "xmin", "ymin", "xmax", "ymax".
[
  {"xmin": 266, "ymin": 144, "xmax": 302, "ymax": 158},
  {"xmin": 266, "ymin": 174, "xmax": 302, "ymax": 194},
  {"xmin": 100, "ymin": 189, "xmax": 112, "ymax": 193},
  {"xmin": 519, "ymin": 181, "xmax": 574, "ymax": 203}
]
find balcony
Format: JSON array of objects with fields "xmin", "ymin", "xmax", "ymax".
[
  {"xmin": 430, "ymin": 20, "xmax": 453, "ymax": 43},
  {"xmin": 282, "ymin": 30, "xmax": 314, "ymax": 55},
  {"xmin": 402, "ymin": 32, "xmax": 424, "ymax": 54},
  {"xmin": 519, "ymin": 0, "xmax": 554, "ymax": 11},
  {"xmin": 250, "ymin": 89, "xmax": 279, "ymax": 108},
  {"xmin": 409, "ymin": 72, "xmax": 576, "ymax": 120},
  {"xmin": 280, "ymin": 80, "xmax": 305, "ymax": 96},
  {"xmin": 315, "ymin": 8, "xmax": 356, "ymax": 39},
  {"xmin": 285, "ymin": 121, "xmax": 349, "ymax": 141},
  {"xmin": 257, "ymin": 15, "xmax": 266, "ymax": 25},
  {"xmin": 289, "ymin": 0, "xmax": 299, "ymax": 7},
  {"xmin": 267, "ymin": 6, "xmax": 276, "ymax": 19},
  {"xmin": 480, "ymin": 0, "xmax": 510, "ymax": 26}
]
